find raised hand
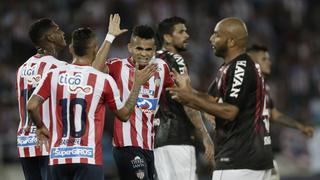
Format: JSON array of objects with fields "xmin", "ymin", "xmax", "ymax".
[
  {"xmin": 134, "ymin": 63, "xmax": 157, "ymax": 85},
  {"xmin": 108, "ymin": 14, "xmax": 128, "ymax": 36}
]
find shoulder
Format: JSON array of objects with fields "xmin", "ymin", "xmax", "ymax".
[{"xmin": 106, "ymin": 57, "xmax": 123, "ymax": 65}]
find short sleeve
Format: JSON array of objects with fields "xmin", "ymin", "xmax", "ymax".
[{"xmin": 33, "ymin": 71, "xmax": 52, "ymax": 100}]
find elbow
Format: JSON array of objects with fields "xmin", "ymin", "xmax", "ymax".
[
  {"xmin": 27, "ymin": 100, "xmax": 37, "ymax": 113},
  {"xmin": 225, "ymin": 112, "xmax": 237, "ymax": 121},
  {"xmin": 117, "ymin": 115, "xmax": 129, "ymax": 122}
]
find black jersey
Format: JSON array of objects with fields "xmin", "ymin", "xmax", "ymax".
[
  {"xmin": 154, "ymin": 50, "xmax": 195, "ymax": 147},
  {"xmin": 208, "ymin": 53, "xmax": 273, "ymax": 170}
]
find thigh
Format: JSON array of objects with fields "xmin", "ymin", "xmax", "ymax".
[
  {"xmin": 113, "ymin": 147, "xmax": 150, "ymax": 180},
  {"xmin": 20, "ymin": 156, "xmax": 49, "ymax": 180},
  {"xmin": 74, "ymin": 164, "xmax": 104, "ymax": 180},
  {"xmin": 212, "ymin": 169, "xmax": 272, "ymax": 180}
]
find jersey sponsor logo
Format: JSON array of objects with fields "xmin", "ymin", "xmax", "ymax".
[
  {"xmin": 17, "ymin": 135, "xmax": 37, "ymax": 147},
  {"xmin": 59, "ymin": 73, "xmax": 93, "ymax": 95},
  {"xmin": 136, "ymin": 98, "xmax": 158, "ymax": 113},
  {"xmin": 21, "ymin": 65, "xmax": 42, "ymax": 85},
  {"xmin": 50, "ymin": 146, "xmax": 94, "ymax": 158},
  {"xmin": 230, "ymin": 61, "xmax": 246, "ymax": 98}
]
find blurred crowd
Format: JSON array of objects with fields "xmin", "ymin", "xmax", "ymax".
[{"xmin": 1, "ymin": 0, "xmax": 320, "ymax": 179}]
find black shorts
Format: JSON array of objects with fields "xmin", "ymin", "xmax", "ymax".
[
  {"xmin": 20, "ymin": 156, "xmax": 50, "ymax": 180},
  {"xmin": 49, "ymin": 163, "xmax": 103, "ymax": 180},
  {"xmin": 113, "ymin": 146, "xmax": 155, "ymax": 180}
]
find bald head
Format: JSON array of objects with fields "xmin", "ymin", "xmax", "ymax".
[{"xmin": 216, "ymin": 17, "xmax": 248, "ymax": 48}]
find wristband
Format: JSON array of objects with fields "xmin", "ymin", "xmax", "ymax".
[{"xmin": 105, "ymin": 33, "xmax": 115, "ymax": 43}]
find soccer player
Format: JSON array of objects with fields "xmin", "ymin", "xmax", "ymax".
[
  {"xmin": 247, "ymin": 44, "xmax": 315, "ymax": 180},
  {"xmin": 16, "ymin": 18, "xmax": 67, "ymax": 180},
  {"xmin": 167, "ymin": 17, "xmax": 274, "ymax": 180},
  {"xmin": 27, "ymin": 14, "xmax": 157, "ymax": 180},
  {"xmin": 154, "ymin": 16, "xmax": 214, "ymax": 180},
  {"xmin": 92, "ymin": 25, "xmax": 174, "ymax": 180}
]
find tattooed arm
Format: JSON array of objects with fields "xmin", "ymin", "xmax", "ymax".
[{"xmin": 184, "ymin": 106, "xmax": 214, "ymax": 162}]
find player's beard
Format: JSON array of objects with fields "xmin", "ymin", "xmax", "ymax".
[
  {"xmin": 214, "ymin": 42, "xmax": 228, "ymax": 58},
  {"xmin": 174, "ymin": 43, "xmax": 187, "ymax": 53}
]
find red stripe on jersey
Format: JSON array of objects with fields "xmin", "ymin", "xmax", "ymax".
[
  {"xmin": 35, "ymin": 146, "xmax": 41, "ymax": 156},
  {"xmin": 24, "ymin": 147, "xmax": 29, "ymax": 157},
  {"xmin": 37, "ymin": 62, "xmax": 47, "ymax": 77},
  {"xmin": 141, "ymin": 112, "xmax": 149, "ymax": 149},
  {"xmin": 53, "ymin": 159, "xmax": 58, "ymax": 165},
  {"xmin": 254, "ymin": 69, "xmax": 263, "ymax": 132}
]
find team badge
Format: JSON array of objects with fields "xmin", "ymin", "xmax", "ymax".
[{"xmin": 136, "ymin": 170, "xmax": 145, "ymax": 180}]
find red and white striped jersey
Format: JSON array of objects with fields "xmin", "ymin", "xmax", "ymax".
[
  {"xmin": 16, "ymin": 54, "xmax": 67, "ymax": 158},
  {"xmin": 107, "ymin": 57, "xmax": 174, "ymax": 150},
  {"xmin": 33, "ymin": 63, "xmax": 123, "ymax": 165}
]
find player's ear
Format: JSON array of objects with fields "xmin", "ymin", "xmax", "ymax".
[
  {"xmin": 163, "ymin": 34, "xmax": 172, "ymax": 44},
  {"xmin": 69, "ymin": 43, "xmax": 74, "ymax": 55}
]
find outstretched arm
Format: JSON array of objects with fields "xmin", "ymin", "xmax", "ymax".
[
  {"xmin": 92, "ymin": 14, "xmax": 128, "ymax": 73},
  {"xmin": 271, "ymin": 107, "xmax": 314, "ymax": 137}
]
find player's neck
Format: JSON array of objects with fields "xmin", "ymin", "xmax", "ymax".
[
  {"xmin": 38, "ymin": 44, "xmax": 59, "ymax": 57},
  {"xmin": 163, "ymin": 45, "xmax": 177, "ymax": 54},
  {"xmin": 72, "ymin": 57, "xmax": 92, "ymax": 66},
  {"xmin": 224, "ymin": 49, "xmax": 246, "ymax": 64}
]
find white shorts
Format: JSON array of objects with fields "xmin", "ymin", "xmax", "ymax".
[
  {"xmin": 212, "ymin": 169, "xmax": 272, "ymax": 180},
  {"xmin": 154, "ymin": 145, "xmax": 197, "ymax": 180}
]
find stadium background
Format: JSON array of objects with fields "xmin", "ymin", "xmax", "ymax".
[{"xmin": 0, "ymin": 0, "xmax": 319, "ymax": 179}]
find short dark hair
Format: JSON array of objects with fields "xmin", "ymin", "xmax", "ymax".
[
  {"xmin": 71, "ymin": 27, "xmax": 96, "ymax": 56},
  {"xmin": 131, "ymin": 25, "xmax": 155, "ymax": 39},
  {"xmin": 28, "ymin": 18, "xmax": 54, "ymax": 46},
  {"xmin": 247, "ymin": 44, "xmax": 269, "ymax": 53},
  {"xmin": 157, "ymin": 16, "xmax": 186, "ymax": 43}
]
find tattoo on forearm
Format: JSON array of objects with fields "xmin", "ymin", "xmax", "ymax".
[{"xmin": 124, "ymin": 84, "xmax": 140, "ymax": 113}]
